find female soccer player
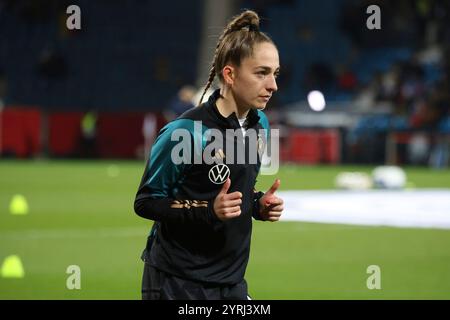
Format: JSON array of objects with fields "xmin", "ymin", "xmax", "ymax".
[{"xmin": 134, "ymin": 9, "xmax": 284, "ymax": 300}]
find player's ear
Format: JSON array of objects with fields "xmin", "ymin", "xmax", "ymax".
[{"xmin": 222, "ymin": 65, "xmax": 235, "ymax": 85}]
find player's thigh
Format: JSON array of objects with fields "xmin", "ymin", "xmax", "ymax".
[
  {"xmin": 221, "ymin": 278, "xmax": 249, "ymax": 300},
  {"xmin": 141, "ymin": 263, "xmax": 164, "ymax": 300}
]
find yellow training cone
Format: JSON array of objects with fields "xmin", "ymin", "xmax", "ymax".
[
  {"xmin": 9, "ymin": 194, "xmax": 29, "ymax": 215},
  {"xmin": 1, "ymin": 255, "xmax": 25, "ymax": 278}
]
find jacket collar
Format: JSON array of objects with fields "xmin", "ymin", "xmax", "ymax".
[{"xmin": 206, "ymin": 89, "xmax": 260, "ymax": 130}]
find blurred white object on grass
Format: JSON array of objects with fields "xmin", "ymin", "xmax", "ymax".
[
  {"xmin": 372, "ymin": 166, "xmax": 407, "ymax": 189},
  {"xmin": 335, "ymin": 172, "xmax": 372, "ymax": 190}
]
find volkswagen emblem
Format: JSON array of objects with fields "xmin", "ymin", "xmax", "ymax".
[{"xmin": 208, "ymin": 164, "xmax": 230, "ymax": 184}]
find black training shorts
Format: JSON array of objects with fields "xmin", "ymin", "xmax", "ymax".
[{"xmin": 141, "ymin": 263, "xmax": 250, "ymax": 300}]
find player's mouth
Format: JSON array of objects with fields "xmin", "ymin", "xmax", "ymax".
[{"xmin": 259, "ymin": 95, "xmax": 271, "ymax": 102}]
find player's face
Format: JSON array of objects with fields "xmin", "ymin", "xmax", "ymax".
[{"xmin": 232, "ymin": 42, "xmax": 280, "ymax": 110}]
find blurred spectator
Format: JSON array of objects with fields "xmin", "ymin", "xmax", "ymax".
[
  {"xmin": 429, "ymin": 134, "xmax": 450, "ymax": 168},
  {"xmin": 164, "ymin": 85, "xmax": 196, "ymax": 122},
  {"xmin": 378, "ymin": 64, "xmax": 401, "ymax": 103},
  {"xmin": 336, "ymin": 64, "xmax": 358, "ymax": 92},
  {"xmin": 36, "ymin": 47, "xmax": 68, "ymax": 79},
  {"xmin": 407, "ymin": 132, "xmax": 430, "ymax": 165},
  {"xmin": 78, "ymin": 111, "xmax": 97, "ymax": 158},
  {"xmin": 353, "ymin": 72, "xmax": 384, "ymax": 111},
  {"xmin": 409, "ymin": 97, "xmax": 433, "ymax": 129},
  {"xmin": 397, "ymin": 59, "xmax": 425, "ymax": 114}
]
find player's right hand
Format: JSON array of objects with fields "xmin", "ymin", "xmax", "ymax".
[{"xmin": 213, "ymin": 178, "xmax": 242, "ymax": 221}]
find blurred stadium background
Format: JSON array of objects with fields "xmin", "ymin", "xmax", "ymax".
[{"xmin": 1, "ymin": 0, "xmax": 450, "ymax": 299}]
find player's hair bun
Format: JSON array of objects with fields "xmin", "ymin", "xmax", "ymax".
[{"xmin": 228, "ymin": 10, "xmax": 260, "ymax": 32}]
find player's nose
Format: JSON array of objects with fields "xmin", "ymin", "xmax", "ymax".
[{"xmin": 266, "ymin": 75, "xmax": 278, "ymax": 93}]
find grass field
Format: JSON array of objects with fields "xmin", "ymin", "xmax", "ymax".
[{"xmin": 1, "ymin": 160, "xmax": 450, "ymax": 299}]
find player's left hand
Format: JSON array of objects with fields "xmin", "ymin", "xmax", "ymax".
[{"xmin": 259, "ymin": 179, "xmax": 284, "ymax": 222}]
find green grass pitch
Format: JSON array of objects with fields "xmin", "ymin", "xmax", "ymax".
[{"xmin": 1, "ymin": 160, "xmax": 450, "ymax": 299}]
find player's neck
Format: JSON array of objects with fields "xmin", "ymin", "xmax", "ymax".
[{"xmin": 216, "ymin": 87, "xmax": 249, "ymax": 119}]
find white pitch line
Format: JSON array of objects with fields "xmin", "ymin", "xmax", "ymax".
[{"xmin": 278, "ymin": 189, "xmax": 450, "ymax": 230}]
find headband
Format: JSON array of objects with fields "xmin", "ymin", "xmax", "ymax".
[
  {"xmin": 231, "ymin": 24, "xmax": 259, "ymax": 33},
  {"xmin": 243, "ymin": 24, "xmax": 259, "ymax": 32}
]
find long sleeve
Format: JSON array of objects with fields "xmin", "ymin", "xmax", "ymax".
[
  {"xmin": 134, "ymin": 193, "xmax": 219, "ymax": 225},
  {"xmin": 134, "ymin": 119, "xmax": 220, "ymax": 225},
  {"xmin": 251, "ymin": 190, "xmax": 265, "ymax": 220}
]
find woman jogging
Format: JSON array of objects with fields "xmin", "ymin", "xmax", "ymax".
[{"xmin": 134, "ymin": 9, "xmax": 284, "ymax": 300}]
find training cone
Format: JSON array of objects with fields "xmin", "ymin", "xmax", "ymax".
[
  {"xmin": 9, "ymin": 194, "xmax": 29, "ymax": 215},
  {"xmin": 1, "ymin": 255, "xmax": 25, "ymax": 278}
]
